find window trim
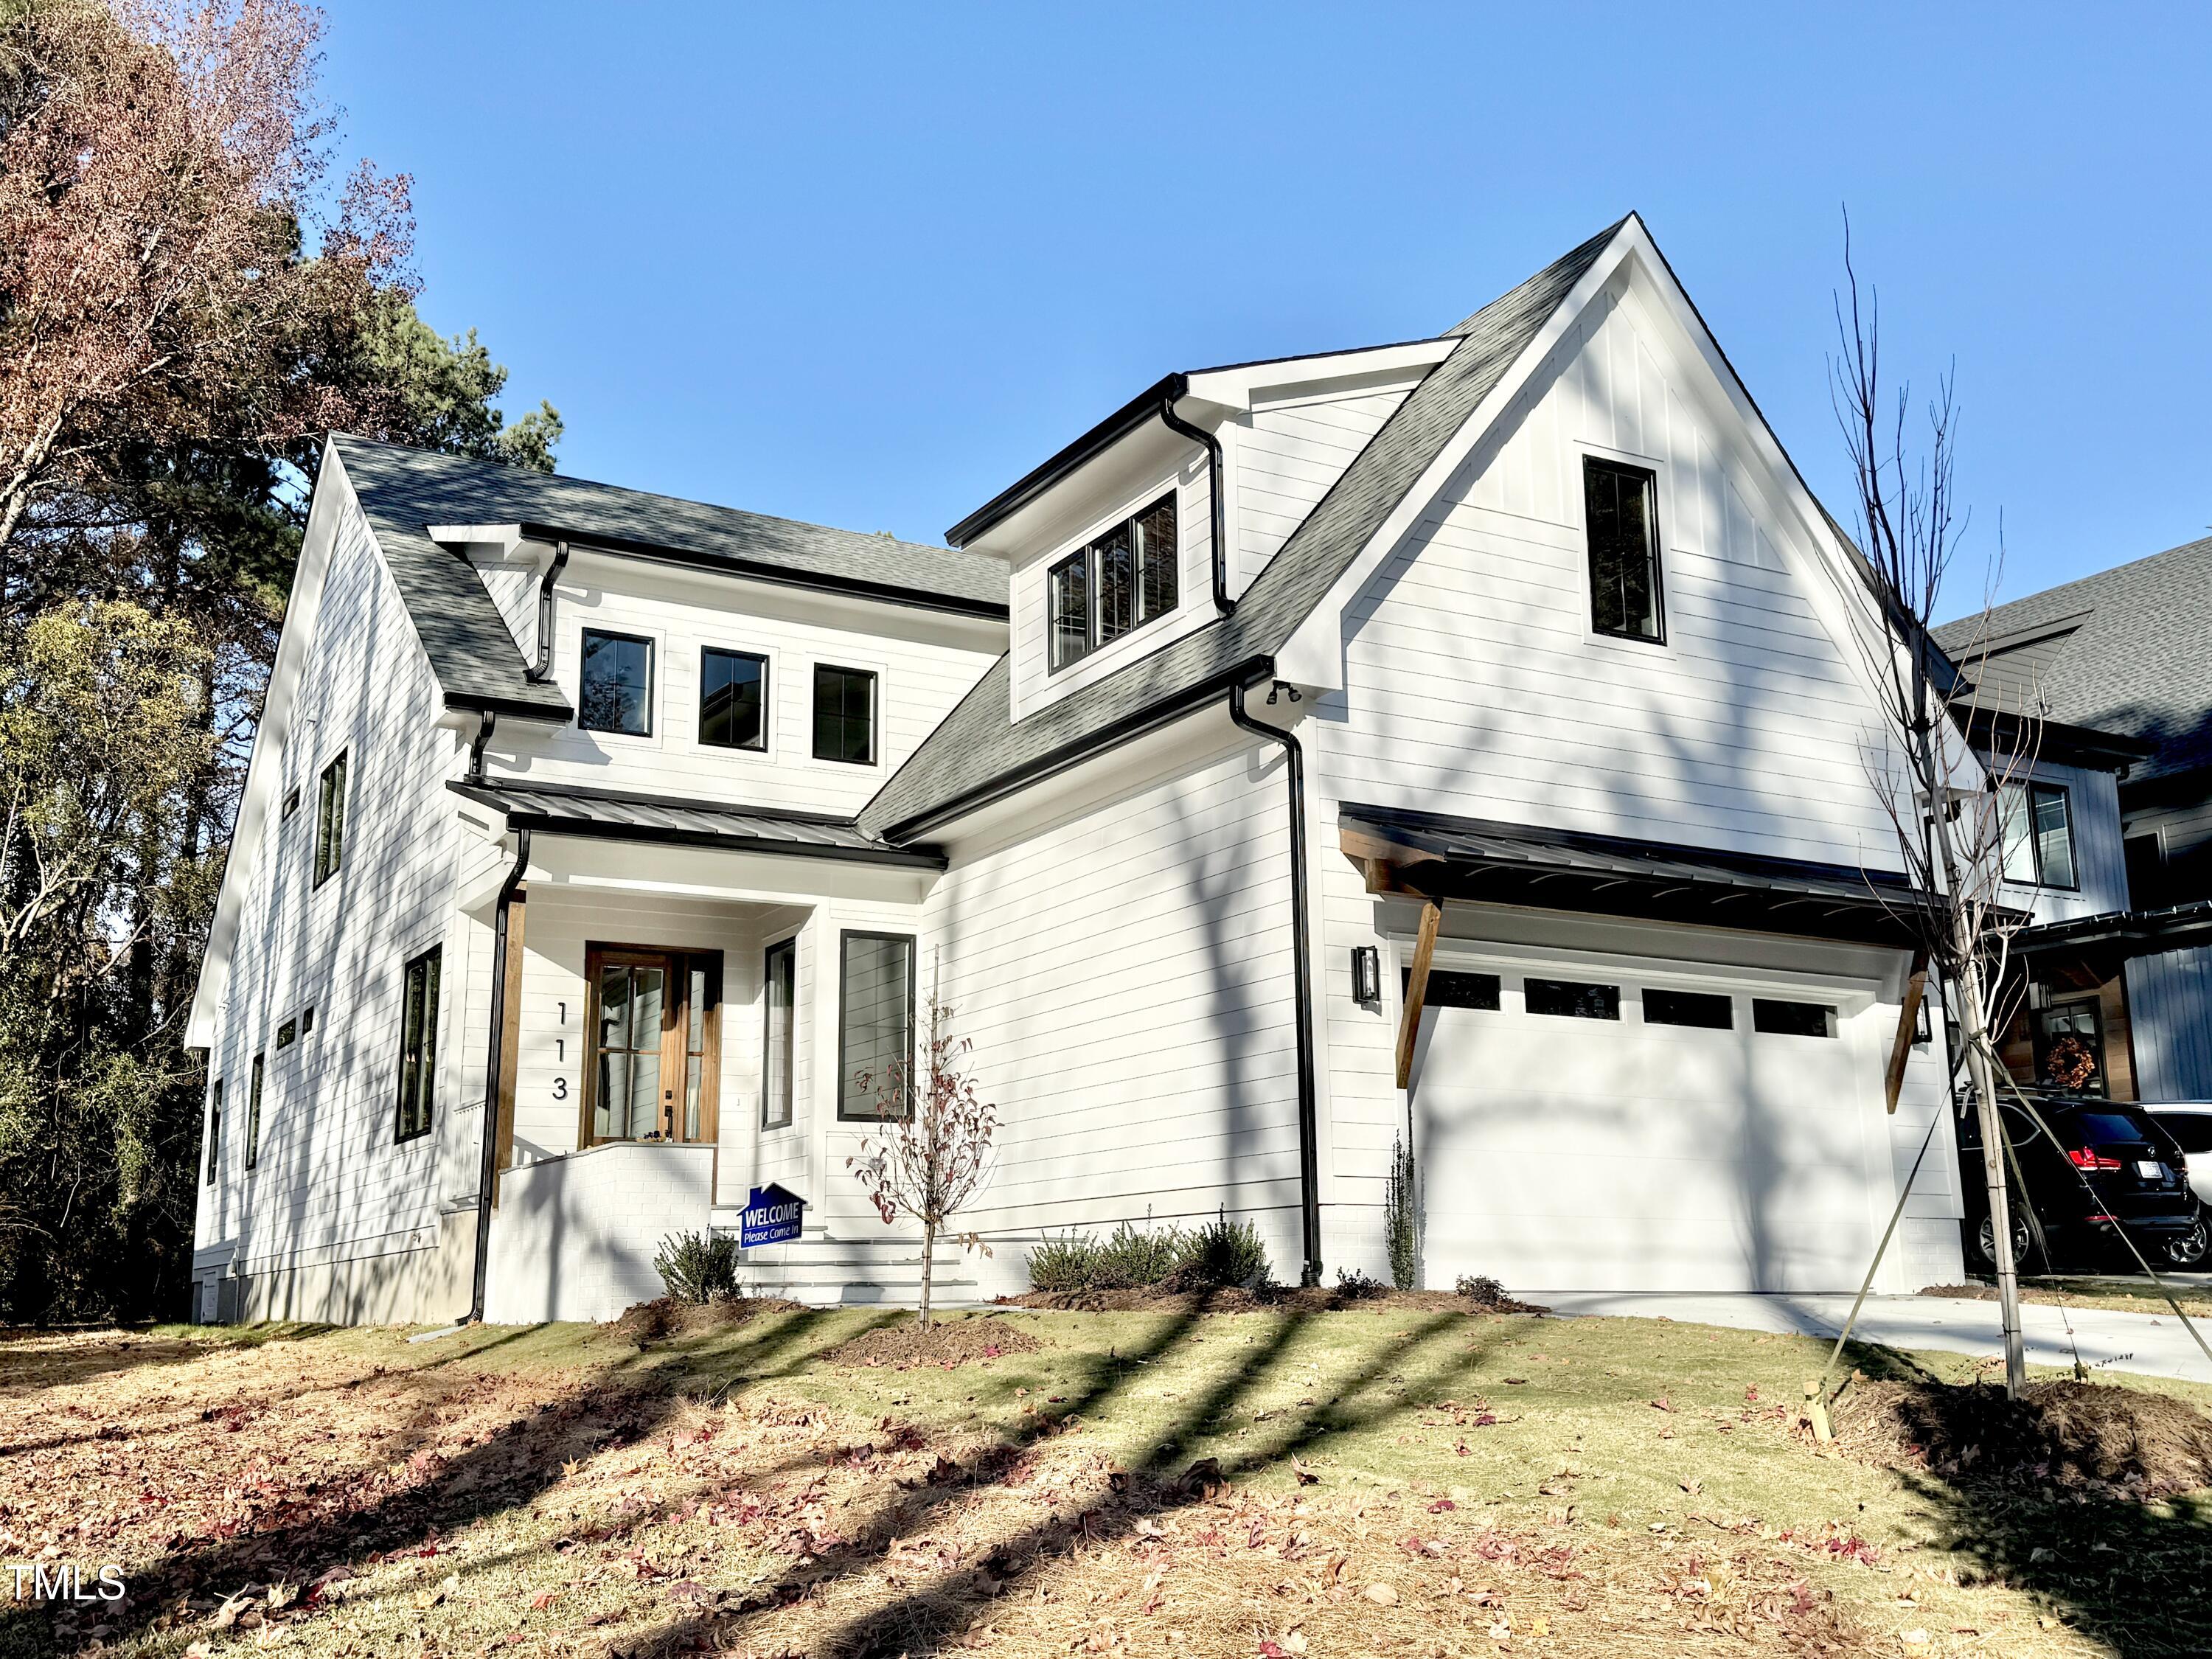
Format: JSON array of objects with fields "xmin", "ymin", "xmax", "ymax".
[
  {"xmin": 1581, "ymin": 454, "xmax": 1667, "ymax": 647},
  {"xmin": 838, "ymin": 929, "xmax": 916, "ymax": 1121},
  {"xmin": 698, "ymin": 644, "xmax": 771, "ymax": 753},
  {"xmin": 394, "ymin": 945, "xmax": 442, "ymax": 1144},
  {"xmin": 244, "ymin": 1053, "xmax": 265, "ymax": 1172},
  {"xmin": 2000, "ymin": 779, "xmax": 2080, "ymax": 892},
  {"xmin": 312, "ymin": 751, "xmax": 348, "ymax": 888},
  {"xmin": 810, "ymin": 662, "xmax": 880, "ymax": 766},
  {"xmin": 1045, "ymin": 490, "xmax": 1180, "ymax": 675},
  {"xmin": 762, "ymin": 935, "xmax": 797, "ymax": 1130},
  {"xmin": 577, "ymin": 626, "xmax": 658, "ymax": 739}
]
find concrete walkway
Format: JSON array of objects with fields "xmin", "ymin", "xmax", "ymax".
[{"xmin": 1541, "ymin": 1290, "xmax": 2212, "ymax": 1385}]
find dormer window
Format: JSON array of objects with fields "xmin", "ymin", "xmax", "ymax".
[{"xmin": 1047, "ymin": 494, "xmax": 1178, "ymax": 672}]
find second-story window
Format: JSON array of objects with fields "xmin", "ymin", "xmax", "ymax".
[
  {"xmin": 700, "ymin": 647, "xmax": 768, "ymax": 751},
  {"xmin": 1048, "ymin": 494, "xmax": 1178, "ymax": 672},
  {"xmin": 813, "ymin": 664, "xmax": 877, "ymax": 764},
  {"xmin": 313, "ymin": 754, "xmax": 347, "ymax": 887},
  {"xmin": 2000, "ymin": 780, "xmax": 2077, "ymax": 888},
  {"xmin": 1584, "ymin": 457, "xmax": 1664, "ymax": 643},
  {"xmin": 580, "ymin": 628, "xmax": 654, "ymax": 737}
]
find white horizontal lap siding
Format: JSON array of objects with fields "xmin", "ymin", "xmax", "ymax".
[
  {"xmin": 1231, "ymin": 386, "xmax": 1411, "ymax": 596},
  {"xmin": 1328, "ymin": 282, "xmax": 1898, "ymax": 872},
  {"xmin": 916, "ymin": 745, "xmax": 1303, "ymax": 1284},
  {"xmin": 514, "ymin": 555, "xmax": 999, "ymax": 815},
  {"xmin": 195, "ymin": 495, "xmax": 465, "ymax": 1294}
]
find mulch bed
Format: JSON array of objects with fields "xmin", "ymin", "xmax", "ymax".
[
  {"xmin": 601, "ymin": 1294, "xmax": 803, "ymax": 1346},
  {"xmin": 1001, "ymin": 1283, "xmax": 1548, "ymax": 1316},
  {"xmin": 1830, "ymin": 1375, "xmax": 2212, "ymax": 1497},
  {"xmin": 829, "ymin": 1315, "xmax": 1042, "ymax": 1368}
]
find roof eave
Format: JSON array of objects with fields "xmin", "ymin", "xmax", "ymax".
[{"xmin": 945, "ymin": 373, "xmax": 1186, "ymax": 548}]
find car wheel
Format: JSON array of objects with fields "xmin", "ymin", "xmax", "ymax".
[
  {"xmin": 1977, "ymin": 1212, "xmax": 2031, "ymax": 1270},
  {"xmin": 2167, "ymin": 1217, "xmax": 2211, "ymax": 1269}
]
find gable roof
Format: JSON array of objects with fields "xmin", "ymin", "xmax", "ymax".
[
  {"xmin": 857, "ymin": 216, "xmax": 1630, "ymax": 839},
  {"xmin": 1933, "ymin": 535, "xmax": 2212, "ymax": 784},
  {"xmin": 333, "ymin": 437, "xmax": 1008, "ymax": 719}
]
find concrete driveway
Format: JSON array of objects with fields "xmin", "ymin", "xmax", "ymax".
[{"xmin": 1542, "ymin": 1290, "xmax": 2212, "ymax": 1385}]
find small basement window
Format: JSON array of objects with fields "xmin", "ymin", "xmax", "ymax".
[
  {"xmin": 813, "ymin": 664, "xmax": 877, "ymax": 765},
  {"xmin": 580, "ymin": 628, "xmax": 654, "ymax": 737},
  {"xmin": 1584, "ymin": 457, "xmax": 1664, "ymax": 643},
  {"xmin": 1402, "ymin": 967, "xmax": 1502, "ymax": 1010},
  {"xmin": 1753, "ymin": 998, "xmax": 1838, "ymax": 1038},
  {"xmin": 700, "ymin": 646, "xmax": 768, "ymax": 751},
  {"xmin": 1524, "ymin": 977, "xmax": 1621, "ymax": 1020},
  {"xmin": 1998, "ymin": 780, "xmax": 2077, "ymax": 889},
  {"xmin": 1048, "ymin": 493, "xmax": 1178, "ymax": 672},
  {"xmin": 1642, "ymin": 987, "xmax": 1733, "ymax": 1029},
  {"xmin": 313, "ymin": 753, "xmax": 347, "ymax": 887},
  {"xmin": 394, "ymin": 947, "xmax": 442, "ymax": 1143}
]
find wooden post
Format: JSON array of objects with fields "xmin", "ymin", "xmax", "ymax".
[
  {"xmin": 1883, "ymin": 950, "xmax": 1928, "ymax": 1114},
  {"xmin": 1396, "ymin": 900, "xmax": 1442, "ymax": 1089},
  {"xmin": 492, "ymin": 888, "xmax": 526, "ymax": 1205}
]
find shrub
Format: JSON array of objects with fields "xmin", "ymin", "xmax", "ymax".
[
  {"xmin": 655, "ymin": 1230, "xmax": 740, "ymax": 1304},
  {"xmin": 1335, "ymin": 1267, "xmax": 1387, "ymax": 1300},
  {"xmin": 1027, "ymin": 1220, "xmax": 1184, "ymax": 1293},
  {"xmin": 1026, "ymin": 1230, "xmax": 1105, "ymax": 1293},
  {"xmin": 1169, "ymin": 1214, "xmax": 1273, "ymax": 1292},
  {"xmin": 1455, "ymin": 1273, "xmax": 1509, "ymax": 1308},
  {"xmin": 1385, "ymin": 1133, "xmax": 1419, "ymax": 1290}
]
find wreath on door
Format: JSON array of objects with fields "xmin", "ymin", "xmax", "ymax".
[{"xmin": 2042, "ymin": 1031, "xmax": 2098, "ymax": 1092}]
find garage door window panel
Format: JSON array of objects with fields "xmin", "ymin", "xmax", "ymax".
[
  {"xmin": 1642, "ymin": 987, "xmax": 1733, "ymax": 1029},
  {"xmin": 1752, "ymin": 998, "xmax": 1838, "ymax": 1038},
  {"xmin": 1524, "ymin": 977, "xmax": 1620, "ymax": 1020},
  {"xmin": 1402, "ymin": 967, "xmax": 1501, "ymax": 1010}
]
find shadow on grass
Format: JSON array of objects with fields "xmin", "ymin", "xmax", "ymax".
[{"xmin": 0, "ymin": 1323, "xmax": 338, "ymax": 1399}]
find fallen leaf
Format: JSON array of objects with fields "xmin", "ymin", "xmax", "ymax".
[{"xmin": 1363, "ymin": 1582, "xmax": 1399, "ymax": 1606}]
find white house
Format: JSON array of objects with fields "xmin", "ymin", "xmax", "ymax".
[{"xmin": 185, "ymin": 214, "xmax": 1967, "ymax": 1324}]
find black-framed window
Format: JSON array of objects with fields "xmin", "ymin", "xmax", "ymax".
[
  {"xmin": 276, "ymin": 1016, "xmax": 298, "ymax": 1050},
  {"xmin": 1401, "ymin": 967, "xmax": 1501, "ymax": 1010},
  {"xmin": 1526, "ymin": 977, "xmax": 1621, "ymax": 1020},
  {"xmin": 244, "ymin": 1053, "xmax": 265, "ymax": 1171},
  {"xmin": 1752, "ymin": 998, "xmax": 1837, "ymax": 1038},
  {"xmin": 813, "ymin": 664, "xmax": 877, "ymax": 765},
  {"xmin": 1584, "ymin": 457, "xmax": 1663, "ymax": 643},
  {"xmin": 1999, "ymin": 780, "xmax": 2077, "ymax": 889},
  {"xmin": 1642, "ymin": 987, "xmax": 1733, "ymax": 1029},
  {"xmin": 281, "ymin": 787, "xmax": 300, "ymax": 821},
  {"xmin": 839, "ymin": 931, "xmax": 914, "ymax": 1120},
  {"xmin": 762, "ymin": 936, "xmax": 796, "ymax": 1129},
  {"xmin": 313, "ymin": 754, "xmax": 347, "ymax": 887},
  {"xmin": 1047, "ymin": 493, "xmax": 1178, "ymax": 672},
  {"xmin": 2033, "ymin": 998, "xmax": 2106, "ymax": 1096},
  {"xmin": 700, "ymin": 647, "xmax": 768, "ymax": 751},
  {"xmin": 299, "ymin": 1005, "xmax": 314, "ymax": 1036},
  {"xmin": 395, "ymin": 947, "xmax": 441, "ymax": 1142},
  {"xmin": 204, "ymin": 1081, "xmax": 222, "ymax": 1185},
  {"xmin": 580, "ymin": 628, "xmax": 654, "ymax": 737},
  {"xmin": 2125, "ymin": 832, "xmax": 2166, "ymax": 909}
]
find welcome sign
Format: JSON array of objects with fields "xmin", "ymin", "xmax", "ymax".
[{"xmin": 739, "ymin": 1183, "xmax": 806, "ymax": 1248}]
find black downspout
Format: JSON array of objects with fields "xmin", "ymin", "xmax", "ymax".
[
  {"xmin": 526, "ymin": 541, "xmax": 570, "ymax": 682},
  {"xmin": 1228, "ymin": 675, "xmax": 1322, "ymax": 1287},
  {"xmin": 467, "ymin": 827, "xmax": 531, "ymax": 1324},
  {"xmin": 1158, "ymin": 382, "xmax": 1231, "ymax": 617},
  {"xmin": 466, "ymin": 709, "xmax": 498, "ymax": 783}
]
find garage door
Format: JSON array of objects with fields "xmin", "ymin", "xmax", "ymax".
[{"xmin": 1411, "ymin": 951, "xmax": 1885, "ymax": 1293}]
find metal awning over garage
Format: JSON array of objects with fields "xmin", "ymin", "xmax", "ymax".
[{"xmin": 1340, "ymin": 803, "xmax": 1926, "ymax": 947}]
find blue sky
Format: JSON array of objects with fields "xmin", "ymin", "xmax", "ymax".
[{"xmin": 321, "ymin": 2, "xmax": 2210, "ymax": 616}]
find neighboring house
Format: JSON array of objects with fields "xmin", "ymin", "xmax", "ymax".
[
  {"xmin": 187, "ymin": 213, "xmax": 1969, "ymax": 1324},
  {"xmin": 1936, "ymin": 538, "xmax": 2212, "ymax": 1102}
]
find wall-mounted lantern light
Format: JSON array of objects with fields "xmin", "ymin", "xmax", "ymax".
[{"xmin": 1352, "ymin": 945, "xmax": 1381, "ymax": 1008}]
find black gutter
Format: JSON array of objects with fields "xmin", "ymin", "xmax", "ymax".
[
  {"xmin": 880, "ymin": 654, "xmax": 1271, "ymax": 842},
  {"xmin": 526, "ymin": 540, "xmax": 571, "ymax": 681},
  {"xmin": 445, "ymin": 689, "xmax": 573, "ymax": 723},
  {"xmin": 946, "ymin": 375, "xmax": 1183, "ymax": 549},
  {"xmin": 2014, "ymin": 899, "xmax": 2212, "ymax": 956},
  {"xmin": 1158, "ymin": 386, "xmax": 1231, "ymax": 616},
  {"xmin": 513, "ymin": 521, "xmax": 1009, "ymax": 622},
  {"xmin": 1227, "ymin": 673, "xmax": 1323, "ymax": 1289},
  {"xmin": 445, "ymin": 781, "xmax": 948, "ymax": 870},
  {"xmin": 467, "ymin": 827, "xmax": 531, "ymax": 1325}
]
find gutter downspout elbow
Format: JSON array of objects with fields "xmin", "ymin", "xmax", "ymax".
[
  {"xmin": 1228, "ymin": 675, "xmax": 1322, "ymax": 1287},
  {"xmin": 467, "ymin": 826, "xmax": 531, "ymax": 1324},
  {"xmin": 526, "ymin": 541, "xmax": 570, "ymax": 683},
  {"xmin": 1159, "ymin": 380, "xmax": 1231, "ymax": 617},
  {"xmin": 466, "ymin": 709, "xmax": 498, "ymax": 784}
]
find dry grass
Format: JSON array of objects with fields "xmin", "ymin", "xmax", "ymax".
[{"xmin": 1, "ymin": 1308, "xmax": 2208, "ymax": 1658}]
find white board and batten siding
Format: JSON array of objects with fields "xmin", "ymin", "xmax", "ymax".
[
  {"xmin": 195, "ymin": 487, "xmax": 481, "ymax": 1321},
  {"xmin": 2129, "ymin": 947, "xmax": 2212, "ymax": 1101},
  {"xmin": 2003, "ymin": 759, "xmax": 2129, "ymax": 925}
]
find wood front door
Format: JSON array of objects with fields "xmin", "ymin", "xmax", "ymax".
[{"xmin": 582, "ymin": 945, "xmax": 721, "ymax": 1146}]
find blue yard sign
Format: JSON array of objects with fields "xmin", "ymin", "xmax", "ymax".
[{"xmin": 739, "ymin": 1183, "xmax": 806, "ymax": 1248}]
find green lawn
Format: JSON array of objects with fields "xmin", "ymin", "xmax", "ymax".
[{"xmin": 1, "ymin": 1304, "xmax": 2205, "ymax": 1658}]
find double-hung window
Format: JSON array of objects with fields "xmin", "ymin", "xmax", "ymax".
[
  {"xmin": 580, "ymin": 628, "xmax": 654, "ymax": 737},
  {"xmin": 1998, "ymin": 780, "xmax": 2077, "ymax": 888},
  {"xmin": 313, "ymin": 754, "xmax": 347, "ymax": 887},
  {"xmin": 838, "ymin": 932, "xmax": 914, "ymax": 1120},
  {"xmin": 394, "ymin": 947, "xmax": 441, "ymax": 1143},
  {"xmin": 1583, "ymin": 457, "xmax": 1664, "ymax": 643},
  {"xmin": 813, "ymin": 664, "xmax": 877, "ymax": 764},
  {"xmin": 700, "ymin": 647, "xmax": 768, "ymax": 750},
  {"xmin": 1047, "ymin": 494, "xmax": 1178, "ymax": 671},
  {"xmin": 762, "ymin": 937, "xmax": 796, "ymax": 1129}
]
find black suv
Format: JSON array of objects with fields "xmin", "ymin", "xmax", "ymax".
[{"xmin": 1958, "ymin": 1092, "xmax": 2205, "ymax": 1270}]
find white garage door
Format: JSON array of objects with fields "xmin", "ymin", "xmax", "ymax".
[{"xmin": 1411, "ymin": 950, "xmax": 1887, "ymax": 1293}]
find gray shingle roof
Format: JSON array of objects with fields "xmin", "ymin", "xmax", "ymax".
[
  {"xmin": 857, "ymin": 217, "xmax": 1629, "ymax": 839},
  {"xmin": 1933, "ymin": 535, "xmax": 2212, "ymax": 783},
  {"xmin": 333, "ymin": 436, "xmax": 1006, "ymax": 718},
  {"xmin": 448, "ymin": 778, "xmax": 943, "ymax": 867}
]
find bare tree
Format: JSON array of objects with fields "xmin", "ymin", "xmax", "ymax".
[
  {"xmin": 846, "ymin": 964, "xmax": 998, "ymax": 1329},
  {"xmin": 1832, "ymin": 229, "xmax": 2039, "ymax": 1396}
]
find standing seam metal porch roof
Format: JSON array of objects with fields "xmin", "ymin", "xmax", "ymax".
[{"xmin": 448, "ymin": 778, "xmax": 945, "ymax": 868}]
